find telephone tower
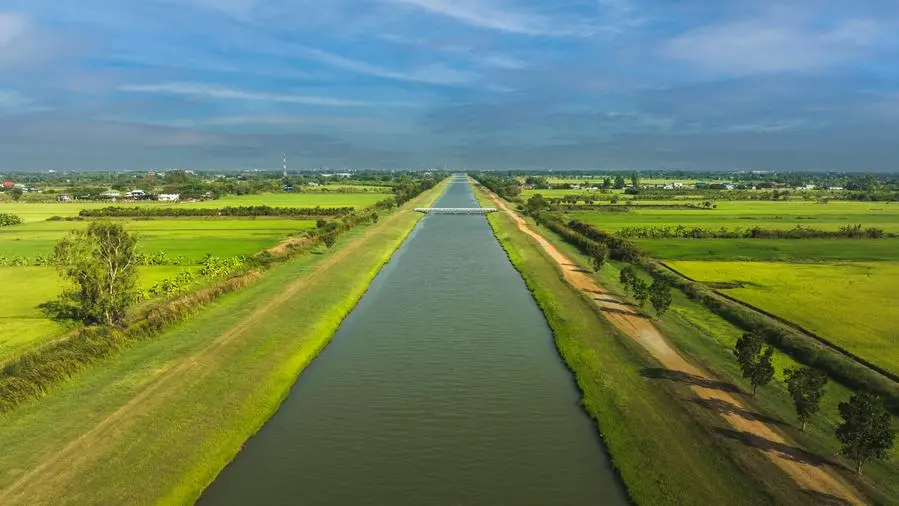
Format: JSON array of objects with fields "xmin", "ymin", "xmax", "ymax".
[{"xmin": 282, "ymin": 153, "xmax": 288, "ymax": 177}]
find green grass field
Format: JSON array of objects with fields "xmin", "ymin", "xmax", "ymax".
[
  {"xmin": 666, "ymin": 261, "xmax": 899, "ymax": 378},
  {"xmin": 0, "ymin": 219, "xmax": 316, "ymax": 259},
  {"xmin": 568, "ymin": 201, "xmax": 899, "ymax": 232},
  {"xmin": 0, "ymin": 192, "xmax": 385, "ymax": 223},
  {"xmin": 0, "ymin": 181, "xmax": 447, "ymax": 505},
  {"xmin": 0, "ymin": 266, "xmax": 190, "ymax": 362},
  {"xmin": 635, "ymin": 238, "xmax": 899, "ymax": 261}
]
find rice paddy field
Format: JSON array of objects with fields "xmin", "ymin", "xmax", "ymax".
[
  {"xmin": 0, "ymin": 191, "xmax": 386, "ymax": 223},
  {"xmin": 666, "ymin": 260, "xmax": 899, "ymax": 378},
  {"xmin": 0, "ymin": 266, "xmax": 189, "ymax": 361},
  {"xmin": 565, "ymin": 199, "xmax": 899, "ymax": 387},
  {"xmin": 568, "ymin": 200, "xmax": 899, "ymax": 232},
  {"xmin": 0, "ymin": 219, "xmax": 316, "ymax": 259}
]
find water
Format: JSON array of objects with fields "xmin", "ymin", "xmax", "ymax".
[{"xmin": 199, "ymin": 178, "xmax": 628, "ymax": 505}]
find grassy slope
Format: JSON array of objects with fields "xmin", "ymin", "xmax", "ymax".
[
  {"xmin": 0, "ymin": 181, "xmax": 446, "ymax": 506},
  {"xmin": 474, "ymin": 189, "xmax": 795, "ymax": 505},
  {"xmin": 0, "ymin": 219, "xmax": 317, "ymax": 259},
  {"xmin": 0, "ymin": 266, "xmax": 191, "ymax": 362},
  {"xmin": 530, "ymin": 213, "xmax": 899, "ymax": 504},
  {"xmin": 667, "ymin": 260, "xmax": 899, "ymax": 377}
]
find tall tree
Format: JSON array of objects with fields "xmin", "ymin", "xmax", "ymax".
[
  {"xmin": 733, "ymin": 331, "xmax": 775, "ymax": 396},
  {"xmin": 650, "ymin": 278, "xmax": 673, "ymax": 317},
  {"xmin": 836, "ymin": 392, "xmax": 895, "ymax": 474},
  {"xmin": 8, "ymin": 187, "xmax": 23, "ymax": 201},
  {"xmin": 619, "ymin": 266, "xmax": 637, "ymax": 294},
  {"xmin": 784, "ymin": 367, "xmax": 828, "ymax": 431},
  {"xmin": 633, "ymin": 278, "xmax": 650, "ymax": 307},
  {"xmin": 525, "ymin": 194, "xmax": 549, "ymax": 215},
  {"xmin": 613, "ymin": 175, "xmax": 626, "ymax": 190},
  {"xmin": 53, "ymin": 221, "xmax": 138, "ymax": 326},
  {"xmin": 630, "ymin": 172, "xmax": 641, "ymax": 188},
  {"xmin": 590, "ymin": 242, "xmax": 609, "ymax": 272}
]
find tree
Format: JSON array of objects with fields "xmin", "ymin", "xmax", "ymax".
[
  {"xmin": 630, "ymin": 172, "xmax": 640, "ymax": 188},
  {"xmin": 785, "ymin": 367, "xmax": 828, "ymax": 431},
  {"xmin": 633, "ymin": 278, "xmax": 650, "ymax": 307},
  {"xmin": 733, "ymin": 331, "xmax": 775, "ymax": 396},
  {"xmin": 619, "ymin": 266, "xmax": 637, "ymax": 293},
  {"xmin": 836, "ymin": 392, "xmax": 895, "ymax": 474},
  {"xmin": 8, "ymin": 187, "xmax": 23, "ymax": 201},
  {"xmin": 322, "ymin": 232, "xmax": 338, "ymax": 248},
  {"xmin": 649, "ymin": 278, "xmax": 673, "ymax": 317},
  {"xmin": 613, "ymin": 175, "xmax": 626, "ymax": 190},
  {"xmin": 525, "ymin": 194, "xmax": 549, "ymax": 215},
  {"xmin": 590, "ymin": 242, "xmax": 609, "ymax": 272},
  {"xmin": 52, "ymin": 221, "xmax": 138, "ymax": 326},
  {"xmin": 601, "ymin": 177, "xmax": 612, "ymax": 189}
]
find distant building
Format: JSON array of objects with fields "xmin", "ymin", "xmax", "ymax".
[
  {"xmin": 56, "ymin": 194, "xmax": 72, "ymax": 202},
  {"xmin": 125, "ymin": 190, "xmax": 147, "ymax": 199},
  {"xmin": 2, "ymin": 181, "xmax": 13, "ymax": 188},
  {"xmin": 283, "ymin": 184, "xmax": 294, "ymax": 192},
  {"xmin": 829, "ymin": 186, "xmax": 844, "ymax": 191},
  {"xmin": 158, "ymin": 194, "xmax": 180, "ymax": 202},
  {"xmin": 100, "ymin": 190, "xmax": 121, "ymax": 198}
]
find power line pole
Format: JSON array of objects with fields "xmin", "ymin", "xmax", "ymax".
[{"xmin": 282, "ymin": 153, "xmax": 288, "ymax": 177}]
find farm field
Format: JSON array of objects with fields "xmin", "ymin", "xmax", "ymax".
[
  {"xmin": 0, "ymin": 219, "xmax": 316, "ymax": 259},
  {"xmin": 636, "ymin": 238, "xmax": 899, "ymax": 261},
  {"xmin": 0, "ymin": 191, "xmax": 386, "ymax": 223},
  {"xmin": 666, "ymin": 260, "xmax": 899, "ymax": 377},
  {"xmin": 568, "ymin": 200, "xmax": 899, "ymax": 232},
  {"xmin": 0, "ymin": 266, "xmax": 189, "ymax": 361}
]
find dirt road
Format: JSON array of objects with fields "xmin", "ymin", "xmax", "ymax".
[{"xmin": 484, "ymin": 188, "xmax": 866, "ymax": 506}]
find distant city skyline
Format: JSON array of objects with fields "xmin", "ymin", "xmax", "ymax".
[{"xmin": 2, "ymin": 1, "xmax": 899, "ymax": 171}]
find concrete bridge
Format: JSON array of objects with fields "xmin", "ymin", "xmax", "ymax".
[{"xmin": 414, "ymin": 207, "xmax": 497, "ymax": 215}]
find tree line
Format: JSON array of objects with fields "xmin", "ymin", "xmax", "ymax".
[
  {"xmin": 615, "ymin": 224, "xmax": 889, "ymax": 240},
  {"xmin": 79, "ymin": 205, "xmax": 355, "ymax": 218},
  {"xmin": 733, "ymin": 330, "xmax": 894, "ymax": 475}
]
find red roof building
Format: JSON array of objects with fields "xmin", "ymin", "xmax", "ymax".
[{"xmin": 2, "ymin": 182, "xmax": 14, "ymax": 188}]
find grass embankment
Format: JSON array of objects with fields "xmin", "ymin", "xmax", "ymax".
[
  {"xmin": 474, "ymin": 188, "xmax": 795, "ymax": 505},
  {"xmin": 667, "ymin": 260, "xmax": 899, "ymax": 377},
  {"xmin": 635, "ymin": 238, "xmax": 899, "ymax": 262},
  {"xmin": 0, "ymin": 181, "xmax": 447, "ymax": 506},
  {"xmin": 527, "ymin": 212, "xmax": 899, "ymax": 504}
]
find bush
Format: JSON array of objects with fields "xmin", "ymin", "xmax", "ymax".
[
  {"xmin": 0, "ymin": 213, "xmax": 22, "ymax": 227},
  {"xmin": 79, "ymin": 205, "xmax": 354, "ymax": 218}
]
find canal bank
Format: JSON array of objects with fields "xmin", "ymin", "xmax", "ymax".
[{"xmin": 200, "ymin": 177, "xmax": 629, "ymax": 505}]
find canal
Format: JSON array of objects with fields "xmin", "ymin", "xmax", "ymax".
[{"xmin": 199, "ymin": 177, "xmax": 628, "ymax": 505}]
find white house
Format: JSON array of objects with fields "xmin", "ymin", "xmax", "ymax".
[
  {"xmin": 157, "ymin": 194, "xmax": 180, "ymax": 202},
  {"xmin": 126, "ymin": 190, "xmax": 147, "ymax": 198}
]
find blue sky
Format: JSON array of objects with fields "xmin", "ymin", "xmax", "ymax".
[{"xmin": 1, "ymin": 0, "xmax": 898, "ymax": 171}]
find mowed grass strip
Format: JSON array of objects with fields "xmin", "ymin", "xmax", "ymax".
[
  {"xmin": 475, "ymin": 188, "xmax": 786, "ymax": 505},
  {"xmin": 0, "ymin": 266, "xmax": 191, "ymax": 362},
  {"xmin": 667, "ymin": 260, "xmax": 899, "ymax": 378},
  {"xmin": 0, "ymin": 219, "xmax": 316, "ymax": 259},
  {"xmin": 0, "ymin": 181, "xmax": 447, "ymax": 506}
]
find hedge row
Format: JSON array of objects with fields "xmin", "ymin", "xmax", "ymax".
[
  {"xmin": 78, "ymin": 205, "xmax": 354, "ymax": 218},
  {"xmin": 617, "ymin": 224, "xmax": 890, "ymax": 240}
]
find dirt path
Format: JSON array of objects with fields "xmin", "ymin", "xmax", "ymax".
[
  {"xmin": 0, "ymin": 186, "xmax": 445, "ymax": 505},
  {"xmin": 484, "ymin": 187, "xmax": 866, "ymax": 506}
]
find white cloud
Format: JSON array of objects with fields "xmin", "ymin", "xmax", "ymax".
[
  {"xmin": 389, "ymin": 0, "xmax": 595, "ymax": 36},
  {"xmin": 665, "ymin": 18, "xmax": 886, "ymax": 74},
  {"xmin": 294, "ymin": 45, "xmax": 478, "ymax": 85},
  {"xmin": 119, "ymin": 83, "xmax": 375, "ymax": 107},
  {"xmin": 0, "ymin": 12, "xmax": 27, "ymax": 47}
]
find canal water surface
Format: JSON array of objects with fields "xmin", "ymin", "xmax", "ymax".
[{"xmin": 199, "ymin": 178, "xmax": 628, "ymax": 505}]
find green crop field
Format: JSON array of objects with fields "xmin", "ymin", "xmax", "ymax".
[
  {"xmin": 666, "ymin": 260, "xmax": 899, "ymax": 377},
  {"xmin": 0, "ymin": 266, "xmax": 189, "ymax": 361},
  {"xmin": 568, "ymin": 201, "xmax": 899, "ymax": 232},
  {"xmin": 636, "ymin": 238, "xmax": 899, "ymax": 261},
  {"xmin": 0, "ymin": 191, "xmax": 385, "ymax": 223},
  {"xmin": 0, "ymin": 219, "xmax": 316, "ymax": 259}
]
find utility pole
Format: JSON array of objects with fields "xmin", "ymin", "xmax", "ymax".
[{"xmin": 282, "ymin": 153, "xmax": 288, "ymax": 177}]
